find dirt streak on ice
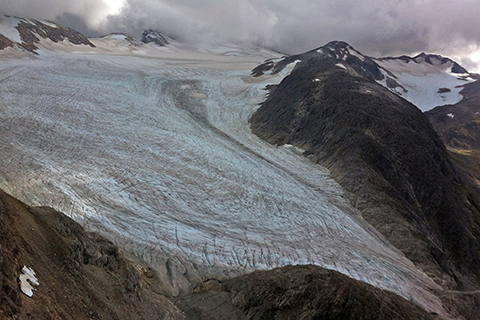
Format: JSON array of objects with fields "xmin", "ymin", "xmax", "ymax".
[{"xmin": 0, "ymin": 51, "xmax": 445, "ymax": 314}]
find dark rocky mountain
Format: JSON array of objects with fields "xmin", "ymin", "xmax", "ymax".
[
  {"xmin": 141, "ymin": 29, "xmax": 169, "ymax": 46},
  {"xmin": 0, "ymin": 15, "xmax": 94, "ymax": 54},
  {"xmin": 254, "ymin": 41, "xmax": 474, "ymax": 111},
  {"xmin": 250, "ymin": 41, "xmax": 480, "ymax": 302},
  {"xmin": 405, "ymin": 52, "xmax": 468, "ymax": 74},
  {"xmin": 425, "ymin": 76, "xmax": 480, "ymax": 194},
  {"xmin": 252, "ymin": 41, "xmax": 383, "ymax": 81},
  {"xmin": 377, "ymin": 52, "xmax": 469, "ymax": 75}
]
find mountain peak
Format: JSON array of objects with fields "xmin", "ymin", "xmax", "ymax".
[
  {"xmin": 413, "ymin": 52, "xmax": 468, "ymax": 74},
  {"xmin": 317, "ymin": 41, "xmax": 366, "ymax": 62},
  {"xmin": 0, "ymin": 15, "xmax": 94, "ymax": 54},
  {"xmin": 324, "ymin": 40, "xmax": 351, "ymax": 49},
  {"xmin": 141, "ymin": 29, "xmax": 169, "ymax": 46}
]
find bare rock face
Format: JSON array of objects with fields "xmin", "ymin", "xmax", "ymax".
[
  {"xmin": 250, "ymin": 42, "xmax": 480, "ymax": 293},
  {"xmin": 0, "ymin": 33, "xmax": 14, "ymax": 50},
  {"xmin": 15, "ymin": 20, "xmax": 94, "ymax": 52},
  {"xmin": 141, "ymin": 29, "xmax": 169, "ymax": 46}
]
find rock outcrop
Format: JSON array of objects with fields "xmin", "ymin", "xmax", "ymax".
[
  {"xmin": 141, "ymin": 29, "xmax": 169, "ymax": 46},
  {"xmin": 0, "ymin": 15, "xmax": 94, "ymax": 54}
]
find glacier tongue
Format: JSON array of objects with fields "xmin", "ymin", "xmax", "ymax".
[{"xmin": 0, "ymin": 52, "xmax": 445, "ymax": 314}]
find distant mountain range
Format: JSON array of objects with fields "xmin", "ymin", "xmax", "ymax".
[
  {"xmin": 0, "ymin": 15, "xmax": 172, "ymax": 55},
  {"xmin": 0, "ymin": 15, "xmax": 94, "ymax": 53},
  {"xmin": 253, "ymin": 41, "xmax": 477, "ymax": 111}
]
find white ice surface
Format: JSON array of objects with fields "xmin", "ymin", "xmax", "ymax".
[
  {"xmin": 0, "ymin": 50, "xmax": 446, "ymax": 314},
  {"xmin": 375, "ymin": 58, "xmax": 474, "ymax": 111},
  {"xmin": 0, "ymin": 16, "xmax": 22, "ymax": 43}
]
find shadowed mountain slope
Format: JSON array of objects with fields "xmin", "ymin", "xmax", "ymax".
[
  {"xmin": 250, "ymin": 42, "xmax": 480, "ymax": 293},
  {"xmin": 426, "ymin": 76, "xmax": 480, "ymax": 151}
]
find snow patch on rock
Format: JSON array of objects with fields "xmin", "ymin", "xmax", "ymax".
[{"xmin": 19, "ymin": 266, "xmax": 39, "ymax": 297}]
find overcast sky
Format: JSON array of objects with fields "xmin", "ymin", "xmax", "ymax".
[{"xmin": 2, "ymin": 0, "xmax": 480, "ymax": 70}]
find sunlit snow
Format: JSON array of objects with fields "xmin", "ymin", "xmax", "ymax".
[{"xmin": 375, "ymin": 58, "xmax": 474, "ymax": 111}]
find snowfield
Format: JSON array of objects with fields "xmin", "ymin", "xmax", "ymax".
[
  {"xmin": 0, "ymin": 47, "xmax": 446, "ymax": 314},
  {"xmin": 375, "ymin": 57, "xmax": 474, "ymax": 111}
]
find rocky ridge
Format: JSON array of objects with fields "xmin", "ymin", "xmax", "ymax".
[
  {"xmin": 142, "ymin": 29, "xmax": 169, "ymax": 46},
  {"xmin": 0, "ymin": 188, "xmax": 184, "ymax": 319},
  {"xmin": 97, "ymin": 33, "xmax": 145, "ymax": 47},
  {"xmin": 253, "ymin": 41, "xmax": 474, "ymax": 111},
  {"xmin": 0, "ymin": 15, "xmax": 94, "ymax": 54},
  {"xmin": 250, "ymin": 41, "xmax": 480, "ymax": 317}
]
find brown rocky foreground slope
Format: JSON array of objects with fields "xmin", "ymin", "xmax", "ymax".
[{"xmin": 1, "ymin": 187, "xmax": 444, "ymax": 319}]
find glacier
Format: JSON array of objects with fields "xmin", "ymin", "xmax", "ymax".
[{"xmin": 0, "ymin": 48, "xmax": 447, "ymax": 314}]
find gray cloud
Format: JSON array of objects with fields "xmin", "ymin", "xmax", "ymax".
[{"xmin": 2, "ymin": 0, "xmax": 480, "ymax": 69}]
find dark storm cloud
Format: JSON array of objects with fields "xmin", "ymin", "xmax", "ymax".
[
  {"xmin": 0, "ymin": 0, "xmax": 114, "ymax": 28},
  {"xmin": 2, "ymin": 0, "xmax": 480, "ymax": 68}
]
